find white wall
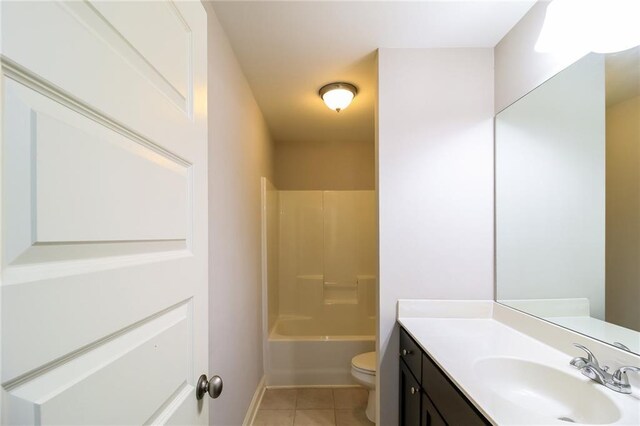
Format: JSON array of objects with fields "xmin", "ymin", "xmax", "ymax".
[
  {"xmin": 495, "ymin": 54, "xmax": 606, "ymax": 319},
  {"xmin": 495, "ymin": 1, "xmax": 588, "ymax": 113},
  {"xmin": 205, "ymin": 5, "xmax": 275, "ymax": 425},
  {"xmin": 377, "ymin": 48, "xmax": 494, "ymax": 425}
]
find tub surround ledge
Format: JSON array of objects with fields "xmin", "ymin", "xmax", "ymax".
[{"xmin": 397, "ymin": 300, "xmax": 640, "ymax": 426}]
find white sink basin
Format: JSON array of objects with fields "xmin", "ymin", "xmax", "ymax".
[{"xmin": 474, "ymin": 357, "xmax": 621, "ymax": 424}]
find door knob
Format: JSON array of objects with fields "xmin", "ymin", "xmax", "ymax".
[{"xmin": 196, "ymin": 374, "xmax": 223, "ymax": 400}]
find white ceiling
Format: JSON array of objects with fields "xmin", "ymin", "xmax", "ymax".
[{"xmin": 210, "ymin": 1, "xmax": 536, "ymax": 145}]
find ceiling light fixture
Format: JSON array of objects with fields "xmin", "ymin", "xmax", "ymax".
[{"xmin": 319, "ymin": 82, "xmax": 358, "ymax": 113}]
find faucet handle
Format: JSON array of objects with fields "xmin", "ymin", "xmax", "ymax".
[
  {"xmin": 612, "ymin": 366, "xmax": 640, "ymax": 385},
  {"xmin": 613, "ymin": 342, "xmax": 631, "ymax": 352},
  {"xmin": 608, "ymin": 366, "xmax": 640, "ymax": 394},
  {"xmin": 570, "ymin": 343, "xmax": 599, "ymax": 369}
]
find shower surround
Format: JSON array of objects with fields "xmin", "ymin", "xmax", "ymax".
[{"xmin": 261, "ymin": 180, "xmax": 377, "ymax": 385}]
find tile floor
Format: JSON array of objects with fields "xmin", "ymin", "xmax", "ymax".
[{"xmin": 253, "ymin": 387, "xmax": 374, "ymax": 426}]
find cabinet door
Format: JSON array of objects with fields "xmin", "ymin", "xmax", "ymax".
[
  {"xmin": 400, "ymin": 360, "xmax": 422, "ymax": 426},
  {"xmin": 421, "ymin": 392, "xmax": 446, "ymax": 426}
]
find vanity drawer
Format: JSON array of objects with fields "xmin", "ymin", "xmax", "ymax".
[
  {"xmin": 421, "ymin": 352, "xmax": 489, "ymax": 426},
  {"xmin": 400, "ymin": 327, "xmax": 422, "ymax": 379}
]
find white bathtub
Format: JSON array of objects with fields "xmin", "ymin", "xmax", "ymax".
[{"xmin": 266, "ymin": 317, "xmax": 376, "ymax": 386}]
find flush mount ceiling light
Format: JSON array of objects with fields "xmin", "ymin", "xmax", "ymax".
[
  {"xmin": 536, "ymin": 0, "xmax": 640, "ymax": 54},
  {"xmin": 319, "ymin": 82, "xmax": 358, "ymax": 113}
]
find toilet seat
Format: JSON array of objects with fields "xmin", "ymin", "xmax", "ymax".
[{"xmin": 351, "ymin": 351, "xmax": 376, "ymax": 375}]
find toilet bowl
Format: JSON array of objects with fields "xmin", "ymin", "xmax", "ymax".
[{"xmin": 351, "ymin": 351, "xmax": 376, "ymax": 423}]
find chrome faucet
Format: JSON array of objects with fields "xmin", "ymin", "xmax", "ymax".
[
  {"xmin": 613, "ymin": 366, "xmax": 640, "ymax": 394},
  {"xmin": 570, "ymin": 343, "xmax": 599, "ymax": 369},
  {"xmin": 570, "ymin": 343, "xmax": 640, "ymax": 394}
]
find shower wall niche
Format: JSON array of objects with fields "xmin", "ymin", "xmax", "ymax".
[{"xmin": 271, "ymin": 189, "xmax": 377, "ymax": 336}]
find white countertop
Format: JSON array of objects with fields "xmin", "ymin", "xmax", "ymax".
[{"xmin": 397, "ymin": 300, "xmax": 640, "ymax": 425}]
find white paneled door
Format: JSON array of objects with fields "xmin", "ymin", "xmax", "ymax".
[{"xmin": 1, "ymin": 1, "xmax": 209, "ymax": 424}]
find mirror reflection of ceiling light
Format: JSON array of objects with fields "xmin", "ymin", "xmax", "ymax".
[
  {"xmin": 536, "ymin": 0, "xmax": 640, "ymax": 54},
  {"xmin": 319, "ymin": 83, "xmax": 358, "ymax": 113}
]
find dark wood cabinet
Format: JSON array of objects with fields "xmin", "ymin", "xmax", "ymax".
[
  {"xmin": 399, "ymin": 326, "xmax": 490, "ymax": 426},
  {"xmin": 400, "ymin": 325, "xmax": 422, "ymax": 377},
  {"xmin": 399, "ymin": 359, "xmax": 422, "ymax": 425},
  {"xmin": 421, "ymin": 389, "xmax": 446, "ymax": 426}
]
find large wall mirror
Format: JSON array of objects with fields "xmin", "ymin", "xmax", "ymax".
[{"xmin": 496, "ymin": 47, "xmax": 640, "ymax": 354}]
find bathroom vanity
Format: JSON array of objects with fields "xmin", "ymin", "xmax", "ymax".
[
  {"xmin": 397, "ymin": 300, "xmax": 640, "ymax": 426},
  {"xmin": 399, "ymin": 327, "xmax": 489, "ymax": 425}
]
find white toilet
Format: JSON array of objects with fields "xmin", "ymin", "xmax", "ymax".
[{"xmin": 351, "ymin": 351, "xmax": 376, "ymax": 422}]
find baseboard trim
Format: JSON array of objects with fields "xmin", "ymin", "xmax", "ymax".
[
  {"xmin": 266, "ymin": 384, "xmax": 362, "ymax": 389},
  {"xmin": 242, "ymin": 375, "xmax": 266, "ymax": 426}
]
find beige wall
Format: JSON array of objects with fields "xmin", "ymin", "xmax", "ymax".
[
  {"xmin": 205, "ymin": 5, "xmax": 275, "ymax": 425},
  {"xmin": 606, "ymin": 96, "xmax": 640, "ymax": 331},
  {"xmin": 275, "ymin": 139, "xmax": 374, "ymax": 190},
  {"xmin": 377, "ymin": 48, "xmax": 494, "ymax": 425}
]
